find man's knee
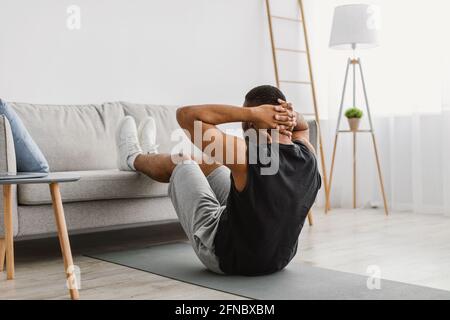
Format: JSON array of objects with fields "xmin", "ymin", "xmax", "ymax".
[{"xmin": 170, "ymin": 152, "xmax": 193, "ymax": 165}]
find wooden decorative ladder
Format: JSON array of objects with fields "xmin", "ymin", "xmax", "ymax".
[{"xmin": 265, "ymin": 0, "xmax": 331, "ymax": 217}]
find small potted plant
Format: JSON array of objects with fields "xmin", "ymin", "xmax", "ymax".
[{"xmin": 345, "ymin": 107, "xmax": 363, "ymax": 132}]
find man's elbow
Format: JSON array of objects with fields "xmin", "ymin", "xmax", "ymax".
[
  {"xmin": 300, "ymin": 120, "xmax": 309, "ymax": 131},
  {"xmin": 176, "ymin": 106, "xmax": 195, "ymax": 129},
  {"xmin": 296, "ymin": 113, "xmax": 309, "ymax": 131}
]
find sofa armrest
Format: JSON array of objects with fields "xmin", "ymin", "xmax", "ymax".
[
  {"xmin": 306, "ymin": 119, "xmax": 318, "ymax": 152},
  {"xmin": 0, "ymin": 115, "xmax": 18, "ymax": 237},
  {"xmin": 0, "ymin": 115, "xmax": 17, "ymax": 172}
]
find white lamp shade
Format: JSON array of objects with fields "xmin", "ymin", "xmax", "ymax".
[{"xmin": 329, "ymin": 4, "xmax": 380, "ymax": 50}]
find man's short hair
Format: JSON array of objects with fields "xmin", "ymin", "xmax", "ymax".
[
  {"xmin": 242, "ymin": 85, "xmax": 287, "ymax": 132},
  {"xmin": 244, "ymin": 85, "xmax": 286, "ymax": 108}
]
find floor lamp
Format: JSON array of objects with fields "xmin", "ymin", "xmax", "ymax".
[{"xmin": 327, "ymin": 4, "xmax": 389, "ymax": 215}]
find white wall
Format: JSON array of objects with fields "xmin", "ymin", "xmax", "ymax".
[
  {"xmin": 0, "ymin": 0, "xmax": 282, "ymax": 105},
  {"xmin": 2, "ymin": 0, "xmax": 447, "ymax": 119}
]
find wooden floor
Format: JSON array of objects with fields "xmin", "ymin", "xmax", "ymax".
[{"xmin": 1, "ymin": 208, "xmax": 450, "ymax": 300}]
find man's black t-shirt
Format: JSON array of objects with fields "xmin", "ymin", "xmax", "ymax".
[{"xmin": 214, "ymin": 140, "xmax": 322, "ymax": 276}]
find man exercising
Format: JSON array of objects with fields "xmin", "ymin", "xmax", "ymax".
[{"xmin": 116, "ymin": 85, "xmax": 321, "ymax": 276}]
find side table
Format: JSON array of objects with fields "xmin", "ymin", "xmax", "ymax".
[{"xmin": 0, "ymin": 173, "xmax": 81, "ymax": 300}]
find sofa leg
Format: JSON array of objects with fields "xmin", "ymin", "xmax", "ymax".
[{"xmin": 0, "ymin": 237, "xmax": 5, "ymax": 272}]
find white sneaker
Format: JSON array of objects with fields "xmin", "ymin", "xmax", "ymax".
[
  {"xmin": 138, "ymin": 117, "xmax": 159, "ymax": 154},
  {"xmin": 116, "ymin": 116, "xmax": 142, "ymax": 171}
]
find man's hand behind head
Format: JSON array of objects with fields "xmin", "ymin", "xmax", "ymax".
[
  {"xmin": 277, "ymin": 99, "xmax": 298, "ymax": 137},
  {"xmin": 250, "ymin": 104, "xmax": 295, "ymax": 131}
]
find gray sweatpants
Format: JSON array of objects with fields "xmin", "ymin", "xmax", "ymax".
[{"xmin": 168, "ymin": 160, "xmax": 231, "ymax": 274}]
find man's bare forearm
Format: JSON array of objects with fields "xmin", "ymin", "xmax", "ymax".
[
  {"xmin": 177, "ymin": 105, "xmax": 253, "ymax": 127},
  {"xmin": 177, "ymin": 104, "xmax": 295, "ymax": 136}
]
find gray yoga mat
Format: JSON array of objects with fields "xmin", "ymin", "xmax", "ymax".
[{"xmin": 87, "ymin": 242, "xmax": 450, "ymax": 300}]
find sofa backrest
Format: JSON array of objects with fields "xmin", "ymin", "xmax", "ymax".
[
  {"xmin": 119, "ymin": 102, "xmax": 188, "ymax": 155},
  {"xmin": 6, "ymin": 101, "xmax": 317, "ymax": 173},
  {"xmin": 8, "ymin": 102, "xmax": 184, "ymax": 172}
]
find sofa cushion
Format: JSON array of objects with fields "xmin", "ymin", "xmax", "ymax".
[
  {"xmin": 18, "ymin": 169, "xmax": 169, "ymax": 205},
  {"xmin": 1, "ymin": 100, "xmax": 49, "ymax": 172}
]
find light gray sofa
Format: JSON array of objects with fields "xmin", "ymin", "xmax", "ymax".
[{"xmin": 0, "ymin": 102, "xmax": 317, "ymax": 240}]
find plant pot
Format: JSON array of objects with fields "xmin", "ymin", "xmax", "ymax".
[{"xmin": 347, "ymin": 118, "xmax": 360, "ymax": 132}]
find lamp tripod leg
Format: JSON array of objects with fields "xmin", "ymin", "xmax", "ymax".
[
  {"xmin": 327, "ymin": 59, "xmax": 351, "ymax": 212},
  {"xmin": 371, "ymin": 133, "xmax": 389, "ymax": 215},
  {"xmin": 353, "ymin": 132, "xmax": 357, "ymax": 209},
  {"xmin": 358, "ymin": 59, "xmax": 389, "ymax": 216}
]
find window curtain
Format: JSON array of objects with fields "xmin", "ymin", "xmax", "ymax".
[{"xmin": 316, "ymin": 113, "xmax": 450, "ymax": 217}]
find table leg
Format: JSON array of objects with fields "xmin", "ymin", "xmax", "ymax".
[
  {"xmin": 49, "ymin": 183, "xmax": 79, "ymax": 300},
  {"xmin": 3, "ymin": 184, "xmax": 14, "ymax": 279},
  {"xmin": 0, "ymin": 237, "xmax": 5, "ymax": 272}
]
